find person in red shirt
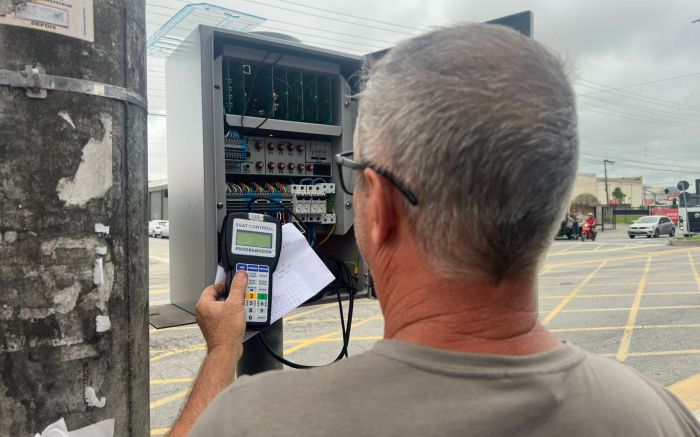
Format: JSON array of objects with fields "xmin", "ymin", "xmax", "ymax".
[{"xmin": 585, "ymin": 212, "xmax": 597, "ymax": 240}]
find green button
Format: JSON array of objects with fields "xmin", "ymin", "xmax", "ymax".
[{"xmin": 257, "ymin": 293, "xmax": 268, "ymax": 300}]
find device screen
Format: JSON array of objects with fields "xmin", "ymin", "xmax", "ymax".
[{"xmin": 236, "ymin": 230, "xmax": 273, "ymax": 249}]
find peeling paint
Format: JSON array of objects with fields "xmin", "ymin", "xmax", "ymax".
[
  {"xmin": 50, "ymin": 282, "xmax": 81, "ymax": 314},
  {"xmin": 84, "ymin": 386, "xmax": 106, "ymax": 408},
  {"xmin": 95, "ymin": 315, "xmax": 110, "ymax": 333},
  {"xmin": 41, "ymin": 237, "xmax": 101, "ymax": 258},
  {"xmin": 56, "ymin": 113, "xmax": 113, "ymax": 206},
  {"xmin": 94, "ymin": 223, "xmax": 110, "ymax": 235},
  {"xmin": 58, "ymin": 111, "xmax": 76, "ymax": 129},
  {"xmin": 93, "ymin": 258, "xmax": 103, "ymax": 285},
  {"xmin": 95, "ymin": 246, "xmax": 107, "ymax": 256},
  {"xmin": 3, "ymin": 230, "xmax": 17, "ymax": 243}
]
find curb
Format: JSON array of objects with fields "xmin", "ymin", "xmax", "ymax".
[{"xmin": 668, "ymin": 240, "xmax": 700, "ymax": 247}]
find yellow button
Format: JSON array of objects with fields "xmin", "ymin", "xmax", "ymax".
[{"xmin": 246, "ymin": 292, "xmax": 257, "ymax": 300}]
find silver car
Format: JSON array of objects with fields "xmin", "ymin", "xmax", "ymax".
[{"xmin": 628, "ymin": 216, "xmax": 675, "ymax": 238}]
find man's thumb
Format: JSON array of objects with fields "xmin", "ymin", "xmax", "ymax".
[{"xmin": 226, "ymin": 270, "xmax": 248, "ymax": 307}]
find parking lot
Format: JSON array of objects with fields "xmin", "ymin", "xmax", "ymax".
[{"xmin": 148, "ymin": 228, "xmax": 700, "ymax": 435}]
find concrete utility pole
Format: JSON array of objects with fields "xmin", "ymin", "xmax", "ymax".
[
  {"xmin": 0, "ymin": 1, "xmax": 148, "ymax": 436},
  {"xmin": 603, "ymin": 159, "xmax": 614, "ymax": 205}
]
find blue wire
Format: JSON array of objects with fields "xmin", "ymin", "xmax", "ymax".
[{"xmin": 312, "ymin": 178, "xmax": 325, "ymax": 185}]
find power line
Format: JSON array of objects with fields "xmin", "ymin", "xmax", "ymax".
[
  {"xmin": 581, "ymin": 72, "xmax": 700, "ymax": 94},
  {"xmin": 156, "ymin": 0, "xmax": 419, "ymax": 36},
  {"xmin": 255, "ymin": 0, "xmax": 431, "ymax": 32},
  {"xmin": 578, "ymin": 94, "xmax": 700, "ymax": 123},
  {"xmin": 147, "ymin": 3, "xmax": 400, "ymax": 45},
  {"xmin": 579, "ymin": 104, "xmax": 700, "ymax": 129},
  {"xmin": 577, "ymin": 79, "xmax": 700, "ymax": 112}
]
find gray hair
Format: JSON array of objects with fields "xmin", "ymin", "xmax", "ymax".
[{"xmin": 355, "ymin": 23, "xmax": 578, "ymax": 282}]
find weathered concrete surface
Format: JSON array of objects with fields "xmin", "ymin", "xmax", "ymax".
[{"xmin": 0, "ymin": 1, "xmax": 148, "ymax": 435}]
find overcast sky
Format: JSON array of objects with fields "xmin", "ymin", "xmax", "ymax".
[{"xmin": 145, "ymin": 0, "xmax": 700, "ymax": 191}]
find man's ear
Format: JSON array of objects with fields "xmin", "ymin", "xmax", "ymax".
[{"xmin": 363, "ymin": 168, "xmax": 399, "ymax": 246}]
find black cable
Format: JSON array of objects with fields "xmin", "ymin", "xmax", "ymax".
[
  {"xmin": 242, "ymin": 53, "xmax": 285, "ymax": 131},
  {"xmin": 243, "ymin": 197, "xmax": 357, "ymax": 368},
  {"xmin": 244, "ymin": 196, "xmax": 314, "ymax": 248}
]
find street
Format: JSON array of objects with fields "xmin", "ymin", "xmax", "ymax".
[{"xmin": 148, "ymin": 228, "xmax": 700, "ymax": 435}]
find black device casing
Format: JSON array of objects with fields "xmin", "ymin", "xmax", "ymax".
[{"xmin": 220, "ymin": 212, "xmax": 282, "ymax": 329}]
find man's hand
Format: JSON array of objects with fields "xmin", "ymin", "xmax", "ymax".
[
  {"xmin": 170, "ymin": 271, "xmax": 249, "ymax": 437},
  {"xmin": 195, "ymin": 270, "xmax": 248, "ymax": 353}
]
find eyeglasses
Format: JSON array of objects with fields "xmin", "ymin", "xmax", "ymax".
[{"xmin": 335, "ymin": 151, "xmax": 419, "ymax": 206}]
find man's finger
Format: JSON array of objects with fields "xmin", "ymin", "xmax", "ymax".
[
  {"xmin": 200, "ymin": 283, "xmax": 225, "ymax": 301},
  {"xmin": 225, "ymin": 270, "xmax": 248, "ymax": 308}
]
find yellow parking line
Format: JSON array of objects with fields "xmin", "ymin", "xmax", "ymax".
[
  {"xmin": 668, "ymin": 373, "xmax": 700, "ymax": 411},
  {"xmin": 616, "ymin": 257, "xmax": 652, "ymax": 362},
  {"xmin": 543, "ymin": 247, "xmax": 700, "ymax": 269},
  {"xmin": 539, "ymin": 273, "xmax": 697, "ymax": 281},
  {"xmin": 550, "ymin": 324, "xmax": 700, "ymax": 333},
  {"xmin": 150, "ymin": 389, "xmax": 188, "ymax": 410},
  {"xmin": 561, "ymin": 304, "xmax": 700, "ymax": 313},
  {"xmin": 151, "ymin": 428, "xmax": 170, "ymax": 436},
  {"xmin": 540, "ymin": 291, "xmax": 700, "ymax": 300},
  {"xmin": 541, "ymin": 261, "xmax": 607, "ymax": 326},
  {"xmin": 539, "ymin": 265, "xmax": 555, "ymax": 275},
  {"xmin": 549, "ymin": 244, "xmax": 580, "ymax": 255},
  {"xmin": 538, "ymin": 281, "xmax": 696, "ymax": 289},
  {"xmin": 690, "ymin": 252, "xmax": 700, "ymax": 292},
  {"xmin": 149, "ymin": 325, "xmax": 200, "ymax": 335},
  {"xmin": 546, "ymin": 244, "xmax": 658, "ymax": 257},
  {"xmin": 150, "ymin": 344, "xmax": 206, "ymax": 363},
  {"xmin": 626, "ymin": 349, "xmax": 700, "ymax": 358},
  {"xmin": 284, "ymin": 303, "xmax": 336, "ymax": 321},
  {"xmin": 150, "ymin": 378, "xmax": 193, "ymax": 385},
  {"xmin": 283, "ymin": 316, "xmax": 383, "ymax": 356}
]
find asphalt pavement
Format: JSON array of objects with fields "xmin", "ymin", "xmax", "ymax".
[{"xmin": 147, "ymin": 227, "xmax": 700, "ymax": 435}]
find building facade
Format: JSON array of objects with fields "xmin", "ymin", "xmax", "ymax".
[{"xmin": 570, "ymin": 173, "xmax": 644, "ymax": 206}]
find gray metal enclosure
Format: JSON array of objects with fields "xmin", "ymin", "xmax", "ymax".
[{"xmin": 166, "ymin": 26, "xmax": 364, "ymax": 313}]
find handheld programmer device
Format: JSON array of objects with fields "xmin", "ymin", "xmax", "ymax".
[{"xmin": 220, "ymin": 212, "xmax": 282, "ymax": 329}]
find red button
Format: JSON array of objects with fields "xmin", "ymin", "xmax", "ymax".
[
  {"xmin": 296, "ymin": 144, "xmax": 305, "ymax": 152},
  {"xmin": 267, "ymin": 143, "xmax": 275, "ymax": 151},
  {"xmin": 278, "ymin": 162, "xmax": 286, "ymax": 170},
  {"xmin": 254, "ymin": 141, "xmax": 263, "ymax": 150},
  {"xmin": 296, "ymin": 163, "xmax": 305, "ymax": 171},
  {"xmin": 255, "ymin": 161, "xmax": 264, "ymax": 169},
  {"xmin": 287, "ymin": 143, "xmax": 295, "ymax": 152},
  {"xmin": 306, "ymin": 163, "xmax": 314, "ymax": 172},
  {"xmin": 268, "ymin": 162, "xmax": 276, "ymax": 170},
  {"xmin": 277, "ymin": 143, "xmax": 285, "ymax": 151}
]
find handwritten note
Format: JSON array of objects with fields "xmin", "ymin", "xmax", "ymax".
[{"xmin": 215, "ymin": 223, "xmax": 335, "ymax": 341}]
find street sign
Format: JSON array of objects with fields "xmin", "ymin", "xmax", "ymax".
[{"xmin": 678, "ymin": 180, "xmax": 690, "ymax": 191}]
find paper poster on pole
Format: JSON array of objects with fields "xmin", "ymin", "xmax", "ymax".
[{"xmin": 0, "ymin": 0, "xmax": 94, "ymax": 42}]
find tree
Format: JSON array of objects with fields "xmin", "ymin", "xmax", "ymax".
[
  {"xmin": 612, "ymin": 187, "xmax": 627, "ymax": 204},
  {"xmin": 573, "ymin": 193, "xmax": 600, "ymax": 205}
]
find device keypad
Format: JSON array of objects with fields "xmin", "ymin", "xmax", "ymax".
[{"xmin": 236, "ymin": 263, "xmax": 270, "ymax": 323}]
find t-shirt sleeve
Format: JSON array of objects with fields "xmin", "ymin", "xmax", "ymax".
[{"xmin": 643, "ymin": 377, "xmax": 700, "ymax": 436}]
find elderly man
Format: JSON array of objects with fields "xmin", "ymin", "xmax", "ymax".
[{"xmin": 170, "ymin": 24, "xmax": 700, "ymax": 436}]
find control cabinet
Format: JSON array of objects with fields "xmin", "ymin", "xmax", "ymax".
[{"xmin": 166, "ymin": 26, "xmax": 365, "ymax": 313}]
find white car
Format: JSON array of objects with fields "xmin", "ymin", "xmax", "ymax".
[
  {"xmin": 152, "ymin": 220, "xmax": 169, "ymax": 238},
  {"xmin": 628, "ymin": 216, "xmax": 675, "ymax": 238},
  {"xmin": 148, "ymin": 220, "xmax": 159, "ymax": 237}
]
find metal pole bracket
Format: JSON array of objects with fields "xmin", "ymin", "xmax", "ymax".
[{"xmin": 0, "ymin": 64, "xmax": 148, "ymax": 110}]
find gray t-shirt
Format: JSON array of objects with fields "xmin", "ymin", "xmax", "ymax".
[{"xmin": 191, "ymin": 340, "xmax": 700, "ymax": 436}]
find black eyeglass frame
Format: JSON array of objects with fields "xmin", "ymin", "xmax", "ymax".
[{"xmin": 335, "ymin": 151, "xmax": 419, "ymax": 206}]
